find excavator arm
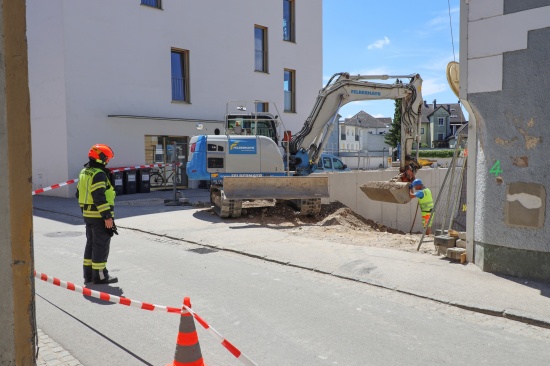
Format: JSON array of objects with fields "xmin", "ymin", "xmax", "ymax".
[{"xmin": 288, "ymin": 73, "xmax": 423, "ymax": 176}]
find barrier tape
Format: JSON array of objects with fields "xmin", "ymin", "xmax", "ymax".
[
  {"xmin": 32, "ymin": 179, "xmax": 79, "ymax": 196},
  {"xmin": 180, "ymin": 303, "xmax": 257, "ymax": 366},
  {"xmin": 35, "ymin": 270, "xmax": 258, "ymax": 365},
  {"xmin": 31, "ymin": 162, "xmax": 183, "ymax": 195}
]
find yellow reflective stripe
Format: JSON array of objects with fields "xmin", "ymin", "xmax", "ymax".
[
  {"xmin": 83, "ymin": 259, "xmax": 92, "ymax": 266},
  {"xmin": 90, "ymin": 181, "xmax": 106, "ymax": 191},
  {"xmin": 92, "ymin": 262, "xmax": 107, "ymax": 270},
  {"xmin": 83, "ymin": 211, "xmax": 102, "ymax": 218},
  {"xmin": 96, "ymin": 203, "xmax": 110, "ymax": 212}
]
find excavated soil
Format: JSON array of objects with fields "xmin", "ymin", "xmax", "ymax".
[{"xmin": 204, "ymin": 201, "xmax": 436, "ymax": 254}]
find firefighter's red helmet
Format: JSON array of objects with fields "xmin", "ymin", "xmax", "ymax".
[{"xmin": 88, "ymin": 144, "xmax": 114, "ymax": 165}]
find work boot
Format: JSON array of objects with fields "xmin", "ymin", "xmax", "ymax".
[
  {"xmin": 93, "ymin": 276, "xmax": 118, "ymax": 284},
  {"xmin": 84, "ymin": 277, "xmax": 93, "ymax": 284}
]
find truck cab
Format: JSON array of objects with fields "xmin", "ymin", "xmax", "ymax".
[{"xmin": 314, "ymin": 154, "xmax": 350, "ymax": 173}]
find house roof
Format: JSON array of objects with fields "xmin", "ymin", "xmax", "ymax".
[
  {"xmin": 421, "ymin": 100, "xmax": 467, "ymax": 124},
  {"xmin": 343, "ymin": 110, "xmax": 390, "ymax": 129}
]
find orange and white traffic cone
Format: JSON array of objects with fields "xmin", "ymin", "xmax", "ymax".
[{"xmin": 167, "ymin": 297, "xmax": 205, "ymax": 366}]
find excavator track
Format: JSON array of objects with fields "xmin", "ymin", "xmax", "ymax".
[{"xmin": 210, "ymin": 187, "xmax": 242, "ymax": 218}]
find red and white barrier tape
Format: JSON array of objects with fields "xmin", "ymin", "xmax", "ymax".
[
  {"xmin": 181, "ymin": 304, "xmax": 257, "ymax": 366},
  {"xmin": 31, "ymin": 162, "xmax": 183, "ymax": 195},
  {"xmin": 35, "ymin": 270, "xmax": 257, "ymax": 365},
  {"xmin": 109, "ymin": 162, "xmax": 180, "ymax": 173},
  {"xmin": 35, "ymin": 270, "xmax": 181, "ymax": 313},
  {"xmin": 32, "ymin": 179, "xmax": 79, "ymax": 196}
]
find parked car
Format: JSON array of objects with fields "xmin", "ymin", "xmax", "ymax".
[{"xmin": 314, "ymin": 153, "xmax": 350, "ymax": 173}]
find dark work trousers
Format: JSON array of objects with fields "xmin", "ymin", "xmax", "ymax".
[{"xmin": 83, "ymin": 217, "xmax": 111, "ymax": 281}]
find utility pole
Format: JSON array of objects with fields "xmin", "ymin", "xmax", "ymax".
[{"xmin": 0, "ymin": 0, "xmax": 36, "ymax": 365}]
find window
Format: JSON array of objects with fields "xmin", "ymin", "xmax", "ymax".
[
  {"xmin": 255, "ymin": 102, "xmax": 268, "ymax": 112},
  {"xmin": 254, "ymin": 26, "xmax": 268, "ymax": 72},
  {"xmin": 207, "ymin": 158, "xmax": 224, "ymax": 169},
  {"xmin": 284, "ymin": 69, "xmax": 295, "ymax": 112},
  {"xmin": 438, "ymin": 117, "xmax": 444, "ymax": 126},
  {"xmin": 332, "ymin": 158, "xmax": 344, "ymax": 170},
  {"xmin": 171, "ymin": 49, "xmax": 189, "ymax": 102},
  {"xmin": 438, "ymin": 133, "xmax": 444, "ymax": 140},
  {"xmin": 141, "ymin": 0, "xmax": 161, "ymax": 8},
  {"xmin": 421, "ymin": 127, "xmax": 425, "ymax": 134},
  {"xmin": 283, "ymin": 0, "xmax": 295, "ymax": 42},
  {"xmin": 323, "ymin": 156, "xmax": 332, "ymax": 169}
]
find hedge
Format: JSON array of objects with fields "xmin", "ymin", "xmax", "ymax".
[{"xmin": 412, "ymin": 149, "xmax": 462, "ymax": 158}]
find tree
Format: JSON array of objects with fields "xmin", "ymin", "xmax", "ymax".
[{"xmin": 385, "ymin": 98, "xmax": 402, "ymax": 158}]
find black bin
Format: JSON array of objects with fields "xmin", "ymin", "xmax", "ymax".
[
  {"xmin": 123, "ymin": 170, "xmax": 137, "ymax": 195},
  {"xmin": 111, "ymin": 171, "xmax": 124, "ymax": 196},
  {"xmin": 137, "ymin": 169, "xmax": 150, "ymax": 193}
]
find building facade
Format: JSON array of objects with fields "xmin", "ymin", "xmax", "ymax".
[
  {"xmin": 27, "ymin": 0, "xmax": 322, "ymax": 196},
  {"xmin": 461, "ymin": 0, "xmax": 550, "ymax": 281},
  {"xmin": 420, "ymin": 100, "xmax": 467, "ymax": 148}
]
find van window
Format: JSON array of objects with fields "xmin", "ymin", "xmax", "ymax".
[
  {"xmin": 332, "ymin": 158, "xmax": 344, "ymax": 170},
  {"xmin": 323, "ymin": 156, "xmax": 332, "ymax": 169}
]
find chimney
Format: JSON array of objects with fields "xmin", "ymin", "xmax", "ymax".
[
  {"xmin": 433, "ymin": 99, "xmax": 437, "ymax": 109},
  {"xmin": 447, "ymin": 104, "xmax": 451, "ymax": 112},
  {"xmin": 424, "ymin": 101, "xmax": 429, "ymax": 108}
]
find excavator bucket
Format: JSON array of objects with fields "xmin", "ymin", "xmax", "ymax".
[
  {"xmin": 222, "ymin": 176, "xmax": 329, "ymax": 200},
  {"xmin": 359, "ymin": 181, "xmax": 412, "ymax": 204}
]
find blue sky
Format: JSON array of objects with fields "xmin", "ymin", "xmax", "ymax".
[{"xmin": 323, "ymin": 0, "xmax": 462, "ymax": 120}]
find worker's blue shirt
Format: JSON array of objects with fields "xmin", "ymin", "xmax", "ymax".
[{"xmin": 414, "ymin": 190, "xmax": 425, "ymax": 199}]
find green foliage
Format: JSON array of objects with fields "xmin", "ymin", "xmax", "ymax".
[
  {"xmin": 384, "ymin": 98, "xmax": 402, "ymax": 148},
  {"xmin": 413, "ymin": 149, "xmax": 461, "ymax": 158}
]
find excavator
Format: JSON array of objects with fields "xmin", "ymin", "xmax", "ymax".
[{"xmin": 186, "ymin": 72, "xmax": 423, "ymax": 217}]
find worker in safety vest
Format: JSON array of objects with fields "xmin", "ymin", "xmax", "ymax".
[
  {"xmin": 409, "ymin": 179, "xmax": 434, "ymax": 235},
  {"xmin": 76, "ymin": 144, "xmax": 118, "ymax": 284}
]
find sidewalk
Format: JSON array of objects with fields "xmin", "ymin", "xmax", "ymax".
[
  {"xmin": 33, "ymin": 188, "xmax": 550, "ymax": 350},
  {"xmin": 36, "ymin": 328, "xmax": 83, "ymax": 366}
]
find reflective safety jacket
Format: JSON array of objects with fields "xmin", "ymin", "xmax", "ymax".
[
  {"xmin": 418, "ymin": 188, "xmax": 434, "ymax": 214},
  {"xmin": 77, "ymin": 167, "xmax": 115, "ymax": 219}
]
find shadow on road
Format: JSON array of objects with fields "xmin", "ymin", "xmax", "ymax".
[
  {"xmin": 82, "ymin": 285, "xmax": 125, "ymax": 305},
  {"xmin": 496, "ymin": 274, "xmax": 550, "ymax": 298}
]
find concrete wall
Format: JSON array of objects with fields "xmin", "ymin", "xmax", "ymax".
[
  {"xmin": 27, "ymin": 0, "xmax": 322, "ymax": 196},
  {"xmin": 325, "ymin": 168, "xmax": 460, "ymax": 234},
  {"xmin": 462, "ymin": 0, "xmax": 550, "ymax": 282}
]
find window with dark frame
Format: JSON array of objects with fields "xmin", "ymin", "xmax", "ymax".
[
  {"xmin": 284, "ymin": 69, "xmax": 295, "ymax": 112},
  {"xmin": 141, "ymin": 0, "xmax": 161, "ymax": 9},
  {"xmin": 255, "ymin": 102, "xmax": 269, "ymax": 112},
  {"xmin": 254, "ymin": 26, "xmax": 268, "ymax": 72},
  {"xmin": 283, "ymin": 0, "xmax": 295, "ymax": 42},
  {"xmin": 207, "ymin": 158, "xmax": 224, "ymax": 169},
  {"xmin": 171, "ymin": 49, "xmax": 189, "ymax": 102}
]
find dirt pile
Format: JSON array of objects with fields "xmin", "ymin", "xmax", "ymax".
[{"xmin": 206, "ymin": 201, "xmax": 435, "ymax": 254}]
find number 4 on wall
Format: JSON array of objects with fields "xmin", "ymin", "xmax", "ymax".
[{"xmin": 489, "ymin": 160, "xmax": 503, "ymax": 177}]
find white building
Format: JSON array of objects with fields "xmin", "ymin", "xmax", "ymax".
[
  {"xmin": 27, "ymin": 0, "xmax": 322, "ymax": 196},
  {"xmin": 340, "ymin": 111, "xmax": 391, "ymax": 154}
]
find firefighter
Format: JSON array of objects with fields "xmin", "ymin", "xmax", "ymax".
[
  {"xmin": 76, "ymin": 144, "xmax": 118, "ymax": 284},
  {"xmin": 409, "ymin": 179, "xmax": 434, "ymax": 235}
]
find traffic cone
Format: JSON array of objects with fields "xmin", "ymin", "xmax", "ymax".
[{"xmin": 167, "ymin": 297, "xmax": 205, "ymax": 366}]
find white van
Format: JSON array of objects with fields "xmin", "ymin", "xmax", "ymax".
[{"xmin": 315, "ymin": 153, "xmax": 350, "ymax": 173}]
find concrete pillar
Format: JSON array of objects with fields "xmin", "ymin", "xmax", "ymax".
[{"xmin": 0, "ymin": 0, "xmax": 36, "ymax": 365}]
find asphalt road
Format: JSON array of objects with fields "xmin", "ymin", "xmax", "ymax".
[{"xmin": 34, "ymin": 211, "xmax": 550, "ymax": 366}]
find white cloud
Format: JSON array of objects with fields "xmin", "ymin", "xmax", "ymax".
[
  {"xmin": 421, "ymin": 78, "xmax": 449, "ymax": 96},
  {"xmin": 373, "ymin": 113, "xmax": 384, "ymax": 118},
  {"xmin": 367, "ymin": 36, "xmax": 390, "ymax": 50}
]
